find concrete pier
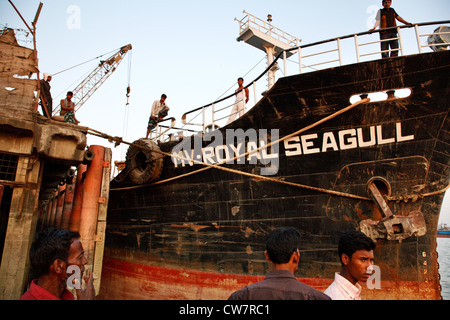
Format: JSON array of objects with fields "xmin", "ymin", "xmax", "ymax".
[{"xmin": 0, "ymin": 28, "xmax": 109, "ymax": 299}]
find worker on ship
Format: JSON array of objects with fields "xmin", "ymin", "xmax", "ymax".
[
  {"xmin": 227, "ymin": 77, "xmax": 249, "ymax": 124},
  {"xmin": 60, "ymin": 91, "xmax": 80, "ymax": 124},
  {"xmin": 146, "ymin": 93, "xmax": 170, "ymax": 138},
  {"xmin": 369, "ymin": 0, "xmax": 412, "ymax": 59},
  {"xmin": 39, "ymin": 73, "xmax": 53, "ymax": 118}
]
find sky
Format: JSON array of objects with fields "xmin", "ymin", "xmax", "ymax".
[{"xmin": 1, "ymin": 0, "xmax": 449, "ymax": 224}]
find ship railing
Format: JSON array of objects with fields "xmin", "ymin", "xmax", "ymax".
[
  {"xmin": 415, "ymin": 24, "xmax": 450, "ymax": 53},
  {"xmin": 355, "ymin": 28, "xmax": 404, "ymax": 61},
  {"xmin": 180, "ymin": 97, "xmax": 245, "ymax": 130},
  {"xmin": 147, "ymin": 117, "xmax": 179, "ymax": 141},
  {"xmin": 149, "ymin": 122, "xmax": 198, "ymax": 142},
  {"xmin": 157, "ymin": 21, "xmax": 449, "ymax": 142},
  {"xmin": 211, "ymin": 97, "xmax": 245, "ymax": 124},
  {"xmin": 290, "ymin": 21, "xmax": 450, "ymax": 74}
]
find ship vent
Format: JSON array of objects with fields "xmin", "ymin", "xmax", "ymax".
[
  {"xmin": 0, "ymin": 153, "xmax": 18, "ymax": 181},
  {"xmin": 350, "ymin": 88, "xmax": 412, "ymax": 104}
]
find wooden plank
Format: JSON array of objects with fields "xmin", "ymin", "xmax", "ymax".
[{"xmin": 92, "ymin": 147, "xmax": 111, "ymax": 295}]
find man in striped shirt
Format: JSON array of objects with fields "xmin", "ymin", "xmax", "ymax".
[{"xmin": 324, "ymin": 230, "xmax": 376, "ymax": 300}]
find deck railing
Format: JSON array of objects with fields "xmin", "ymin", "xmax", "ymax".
[{"xmin": 150, "ymin": 21, "xmax": 450, "ymax": 143}]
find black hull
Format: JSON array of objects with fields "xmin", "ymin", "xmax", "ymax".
[{"xmin": 100, "ymin": 51, "xmax": 450, "ymax": 300}]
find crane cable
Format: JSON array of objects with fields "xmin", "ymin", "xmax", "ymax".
[
  {"xmin": 51, "ymin": 47, "xmax": 122, "ymax": 77},
  {"xmin": 51, "ymin": 45, "xmax": 132, "ymax": 116},
  {"xmin": 121, "ymin": 50, "xmax": 133, "ymax": 161},
  {"xmin": 126, "ymin": 50, "xmax": 132, "ymax": 106}
]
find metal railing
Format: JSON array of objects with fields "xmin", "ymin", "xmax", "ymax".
[
  {"xmin": 235, "ymin": 10, "xmax": 301, "ymax": 48},
  {"xmin": 147, "ymin": 117, "xmax": 176, "ymax": 140},
  {"xmin": 152, "ymin": 21, "xmax": 449, "ymax": 143}
]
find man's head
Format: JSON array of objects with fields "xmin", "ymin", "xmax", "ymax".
[
  {"xmin": 161, "ymin": 94, "xmax": 167, "ymax": 103},
  {"xmin": 265, "ymin": 227, "xmax": 301, "ymax": 271},
  {"xmin": 66, "ymin": 91, "xmax": 73, "ymax": 100},
  {"xmin": 237, "ymin": 77, "xmax": 244, "ymax": 86},
  {"xmin": 338, "ymin": 230, "xmax": 376, "ymax": 284},
  {"xmin": 29, "ymin": 229, "xmax": 87, "ymax": 281},
  {"xmin": 382, "ymin": 0, "xmax": 392, "ymax": 9}
]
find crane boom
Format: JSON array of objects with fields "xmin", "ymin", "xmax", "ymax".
[{"xmin": 53, "ymin": 44, "xmax": 132, "ymax": 116}]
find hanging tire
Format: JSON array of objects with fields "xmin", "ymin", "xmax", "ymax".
[{"xmin": 126, "ymin": 139, "xmax": 163, "ymax": 184}]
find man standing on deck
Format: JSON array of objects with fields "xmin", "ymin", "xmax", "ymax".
[
  {"xmin": 324, "ymin": 230, "xmax": 376, "ymax": 300},
  {"xmin": 228, "ymin": 227, "xmax": 330, "ymax": 300},
  {"xmin": 146, "ymin": 93, "xmax": 170, "ymax": 138},
  {"xmin": 39, "ymin": 73, "xmax": 53, "ymax": 117},
  {"xmin": 369, "ymin": 0, "xmax": 412, "ymax": 58},
  {"xmin": 226, "ymin": 77, "xmax": 249, "ymax": 124}
]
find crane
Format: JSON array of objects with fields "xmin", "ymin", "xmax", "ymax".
[{"xmin": 52, "ymin": 44, "xmax": 132, "ymax": 116}]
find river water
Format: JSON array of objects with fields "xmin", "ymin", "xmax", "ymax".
[{"xmin": 437, "ymin": 237, "xmax": 450, "ymax": 300}]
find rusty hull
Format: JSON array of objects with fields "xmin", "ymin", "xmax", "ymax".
[{"xmin": 101, "ymin": 51, "xmax": 450, "ymax": 300}]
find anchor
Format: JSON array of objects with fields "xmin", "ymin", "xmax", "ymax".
[{"xmin": 360, "ymin": 177, "xmax": 427, "ymax": 242}]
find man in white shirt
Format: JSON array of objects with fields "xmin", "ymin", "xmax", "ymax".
[
  {"xmin": 227, "ymin": 77, "xmax": 249, "ymax": 124},
  {"xmin": 324, "ymin": 230, "xmax": 376, "ymax": 300},
  {"xmin": 146, "ymin": 94, "xmax": 170, "ymax": 138}
]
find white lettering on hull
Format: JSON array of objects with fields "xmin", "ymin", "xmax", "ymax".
[
  {"xmin": 171, "ymin": 122, "xmax": 414, "ymax": 176},
  {"xmin": 284, "ymin": 122, "xmax": 414, "ymax": 156}
]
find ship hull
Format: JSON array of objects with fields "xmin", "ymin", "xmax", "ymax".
[
  {"xmin": 437, "ymin": 231, "xmax": 450, "ymax": 238},
  {"xmin": 99, "ymin": 253, "xmax": 440, "ymax": 300},
  {"xmin": 99, "ymin": 51, "xmax": 450, "ymax": 300}
]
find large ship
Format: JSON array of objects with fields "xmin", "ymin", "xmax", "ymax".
[{"xmin": 98, "ymin": 14, "xmax": 450, "ymax": 300}]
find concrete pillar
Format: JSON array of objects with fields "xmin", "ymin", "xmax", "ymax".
[
  {"xmin": 0, "ymin": 157, "xmax": 42, "ymax": 300},
  {"xmin": 61, "ymin": 178, "xmax": 75, "ymax": 230},
  {"xmin": 69, "ymin": 164, "xmax": 87, "ymax": 232},
  {"xmin": 79, "ymin": 145, "xmax": 105, "ymax": 267},
  {"xmin": 54, "ymin": 184, "xmax": 66, "ymax": 228}
]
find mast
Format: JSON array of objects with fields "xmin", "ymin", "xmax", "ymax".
[{"xmin": 235, "ymin": 11, "xmax": 301, "ymax": 89}]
